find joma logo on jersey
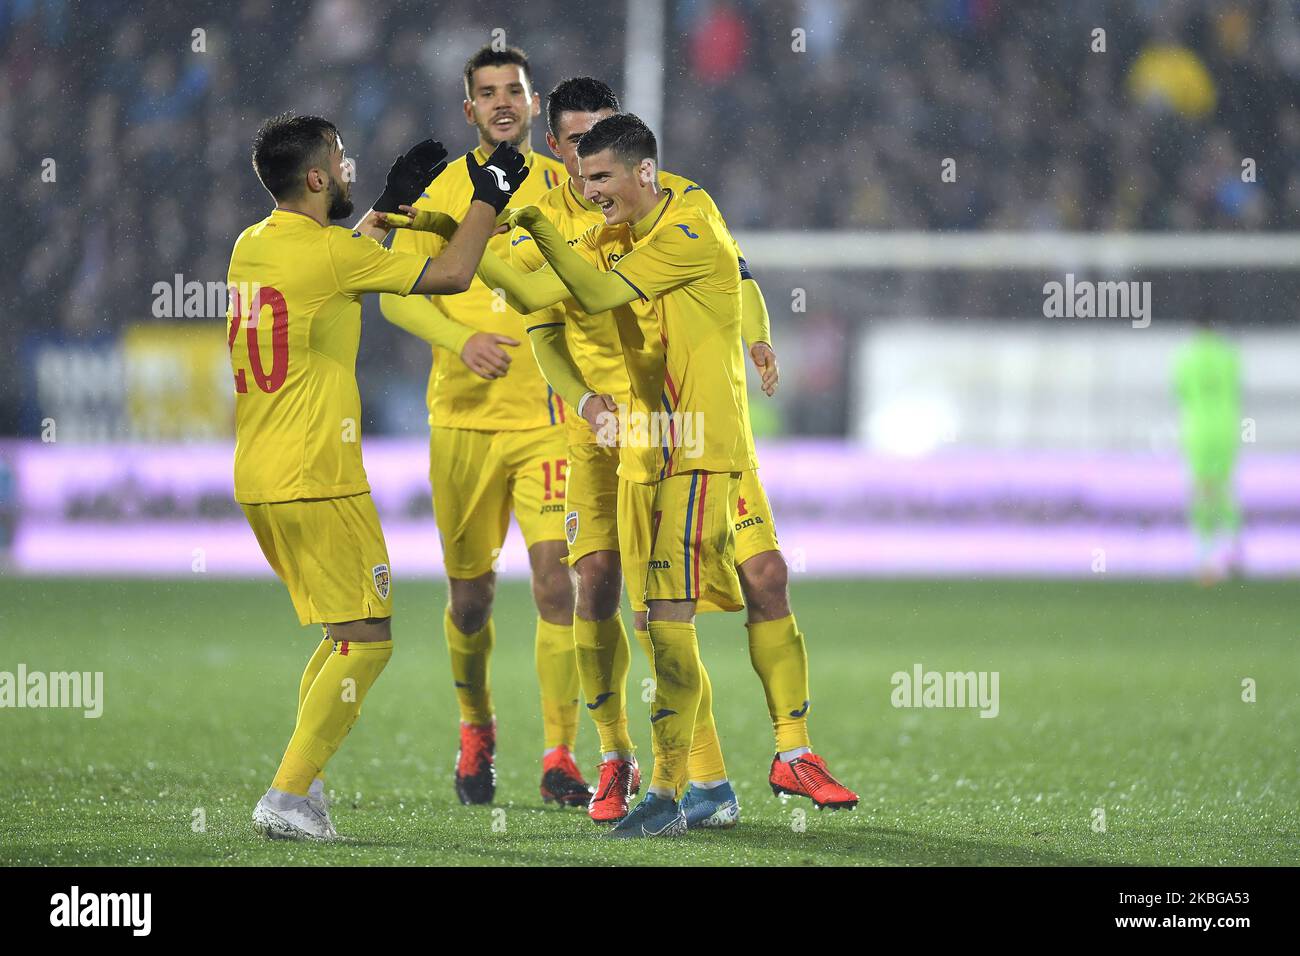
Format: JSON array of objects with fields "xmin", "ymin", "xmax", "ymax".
[
  {"xmin": 372, "ymin": 564, "xmax": 390, "ymax": 600},
  {"xmin": 565, "ymin": 511, "xmax": 579, "ymax": 545}
]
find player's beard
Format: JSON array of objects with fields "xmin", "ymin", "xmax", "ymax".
[
  {"xmin": 475, "ymin": 111, "xmax": 531, "ymax": 149},
  {"xmin": 326, "ymin": 173, "xmax": 354, "ymax": 221}
]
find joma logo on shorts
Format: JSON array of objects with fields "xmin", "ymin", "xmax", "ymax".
[
  {"xmin": 735, "ymin": 516, "xmax": 764, "ymax": 531},
  {"xmin": 539, "ymin": 503, "xmax": 566, "ymax": 515}
]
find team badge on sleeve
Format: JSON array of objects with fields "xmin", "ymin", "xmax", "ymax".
[
  {"xmin": 372, "ymin": 564, "xmax": 391, "ymax": 599},
  {"xmin": 565, "ymin": 511, "xmax": 579, "ymax": 546}
]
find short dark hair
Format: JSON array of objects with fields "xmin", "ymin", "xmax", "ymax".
[
  {"xmin": 547, "ymin": 76, "xmax": 619, "ymax": 135},
  {"xmin": 463, "ymin": 45, "xmax": 532, "ymax": 97},
  {"xmin": 251, "ymin": 112, "xmax": 338, "ymax": 201},
  {"xmin": 576, "ymin": 113, "xmax": 657, "ymax": 166}
]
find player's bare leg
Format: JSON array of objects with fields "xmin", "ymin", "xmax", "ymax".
[
  {"xmin": 739, "ymin": 549, "xmax": 858, "ymax": 810},
  {"xmin": 445, "ymin": 571, "xmax": 498, "ymax": 804},
  {"xmin": 573, "ymin": 549, "xmax": 641, "ymax": 821},
  {"xmin": 529, "ymin": 540, "xmax": 591, "ymax": 806},
  {"xmin": 575, "ymin": 549, "xmax": 622, "ymax": 621},
  {"xmin": 254, "ymin": 616, "xmax": 394, "ymax": 841}
]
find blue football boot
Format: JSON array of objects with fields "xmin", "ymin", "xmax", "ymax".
[
  {"xmin": 680, "ymin": 781, "xmax": 741, "ymax": 829},
  {"xmin": 606, "ymin": 792, "xmax": 687, "ymax": 839}
]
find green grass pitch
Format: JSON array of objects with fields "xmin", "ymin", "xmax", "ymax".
[{"xmin": 0, "ymin": 576, "xmax": 1296, "ymax": 866}]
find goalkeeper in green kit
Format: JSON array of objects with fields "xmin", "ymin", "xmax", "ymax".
[{"xmin": 1172, "ymin": 319, "xmax": 1242, "ymax": 584}]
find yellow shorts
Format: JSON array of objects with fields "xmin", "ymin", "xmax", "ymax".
[
  {"xmin": 564, "ymin": 442, "xmax": 621, "ymax": 564},
  {"xmin": 735, "ymin": 468, "xmax": 780, "ymax": 564},
  {"xmin": 241, "ymin": 493, "xmax": 393, "ymax": 627},
  {"xmin": 429, "ymin": 424, "xmax": 568, "ymax": 578},
  {"xmin": 618, "ymin": 470, "xmax": 743, "ymax": 614}
]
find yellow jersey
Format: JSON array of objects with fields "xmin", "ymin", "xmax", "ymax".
[
  {"xmin": 568, "ymin": 188, "xmax": 757, "ymax": 481},
  {"xmin": 393, "ymin": 147, "xmax": 569, "ymax": 431},
  {"xmin": 511, "ymin": 173, "xmax": 754, "ymax": 470},
  {"xmin": 225, "ymin": 208, "xmax": 430, "ymax": 504}
]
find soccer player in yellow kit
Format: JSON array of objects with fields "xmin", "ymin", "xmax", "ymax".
[
  {"xmin": 438, "ymin": 112, "xmax": 841, "ymax": 837},
  {"xmin": 490, "ymin": 113, "xmax": 751, "ymax": 837},
  {"xmin": 228, "ymin": 112, "xmax": 527, "ymax": 840},
  {"xmin": 508, "ymin": 83, "xmax": 858, "ymax": 825},
  {"xmin": 377, "ymin": 46, "xmax": 590, "ymax": 807}
]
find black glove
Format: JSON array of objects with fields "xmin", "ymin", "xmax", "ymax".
[
  {"xmin": 372, "ymin": 139, "xmax": 448, "ymax": 213},
  {"xmin": 466, "ymin": 142, "xmax": 529, "ymax": 213}
]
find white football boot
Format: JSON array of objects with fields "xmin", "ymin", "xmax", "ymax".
[
  {"xmin": 307, "ymin": 778, "xmax": 338, "ymax": 838},
  {"xmin": 252, "ymin": 787, "xmax": 336, "ymax": 841}
]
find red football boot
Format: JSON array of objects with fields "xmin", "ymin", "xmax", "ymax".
[
  {"xmin": 540, "ymin": 745, "xmax": 593, "ymax": 807},
  {"xmin": 454, "ymin": 721, "xmax": 496, "ymax": 805},
  {"xmin": 769, "ymin": 752, "xmax": 859, "ymax": 809},
  {"xmin": 587, "ymin": 756, "xmax": 640, "ymax": 823}
]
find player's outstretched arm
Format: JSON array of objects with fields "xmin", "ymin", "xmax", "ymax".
[
  {"xmin": 376, "ymin": 206, "xmax": 477, "ymax": 344},
  {"xmin": 402, "ymin": 201, "xmax": 496, "ymax": 294},
  {"xmin": 368, "ymin": 203, "xmax": 492, "ymax": 294},
  {"xmin": 476, "ymin": 248, "xmax": 571, "ymax": 314},
  {"xmin": 509, "ymin": 207, "xmax": 639, "ymax": 315}
]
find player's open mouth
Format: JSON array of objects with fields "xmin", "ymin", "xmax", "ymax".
[
  {"xmin": 492, "ymin": 114, "xmax": 517, "ymax": 129},
  {"xmin": 599, "ymin": 199, "xmax": 615, "ymax": 214}
]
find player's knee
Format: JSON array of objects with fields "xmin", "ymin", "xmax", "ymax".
[
  {"xmin": 740, "ymin": 550, "xmax": 791, "ymax": 620},
  {"xmin": 575, "ymin": 550, "xmax": 621, "ymax": 621},
  {"xmin": 530, "ymin": 554, "xmax": 574, "ymax": 622},
  {"xmin": 326, "ymin": 616, "xmax": 392, "ymax": 643},
  {"xmin": 448, "ymin": 575, "xmax": 495, "ymax": 634},
  {"xmin": 647, "ymin": 599, "xmax": 695, "ymax": 624}
]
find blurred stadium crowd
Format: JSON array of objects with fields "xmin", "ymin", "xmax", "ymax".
[{"xmin": 2, "ymin": 0, "xmax": 1295, "ymax": 436}]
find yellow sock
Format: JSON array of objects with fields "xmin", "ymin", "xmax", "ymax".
[
  {"xmin": 296, "ymin": 632, "xmax": 335, "ymax": 788},
  {"xmin": 272, "ymin": 639, "xmax": 393, "ymax": 795},
  {"xmin": 747, "ymin": 614, "xmax": 812, "ymax": 752},
  {"xmin": 574, "ymin": 613, "xmax": 634, "ymax": 754},
  {"xmin": 297, "ymin": 633, "xmax": 334, "ymax": 725},
  {"xmin": 640, "ymin": 624, "xmax": 725, "ymax": 782},
  {"xmin": 686, "ymin": 659, "xmax": 727, "ymax": 783},
  {"xmin": 633, "ymin": 627, "xmax": 654, "ymax": 670},
  {"xmin": 445, "ymin": 608, "xmax": 494, "ymax": 726},
  {"xmin": 645, "ymin": 620, "xmax": 703, "ymax": 795},
  {"xmin": 535, "ymin": 618, "xmax": 579, "ymax": 750}
]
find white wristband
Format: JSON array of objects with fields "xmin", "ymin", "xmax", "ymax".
[{"xmin": 576, "ymin": 391, "xmax": 596, "ymax": 418}]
